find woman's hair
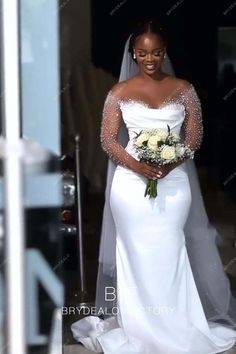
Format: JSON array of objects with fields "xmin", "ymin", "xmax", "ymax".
[{"xmin": 128, "ymin": 19, "xmax": 168, "ymax": 60}]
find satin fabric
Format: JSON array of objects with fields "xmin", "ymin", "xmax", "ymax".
[{"xmin": 71, "ymin": 103, "xmax": 236, "ymax": 353}]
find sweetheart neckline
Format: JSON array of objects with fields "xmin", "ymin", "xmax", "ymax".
[
  {"xmin": 120, "ymin": 99, "xmax": 185, "ymax": 111},
  {"xmin": 118, "ymin": 82, "xmax": 194, "ymax": 111}
]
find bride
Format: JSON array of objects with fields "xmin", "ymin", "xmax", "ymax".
[{"xmin": 71, "ymin": 19, "xmax": 236, "ymax": 353}]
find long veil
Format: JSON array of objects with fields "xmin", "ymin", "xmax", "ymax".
[{"xmin": 95, "ymin": 35, "xmax": 236, "ymax": 327}]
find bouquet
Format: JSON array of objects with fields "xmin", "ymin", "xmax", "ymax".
[{"xmin": 133, "ymin": 125, "xmax": 194, "ymax": 198}]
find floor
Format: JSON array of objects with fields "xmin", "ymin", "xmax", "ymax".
[
  {"xmin": 63, "ymin": 344, "xmax": 236, "ymax": 354},
  {"xmin": 63, "ymin": 166, "xmax": 236, "ymax": 354}
]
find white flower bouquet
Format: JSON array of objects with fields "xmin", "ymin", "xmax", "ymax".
[{"xmin": 133, "ymin": 125, "xmax": 194, "ymax": 198}]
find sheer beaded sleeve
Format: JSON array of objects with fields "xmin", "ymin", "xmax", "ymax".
[
  {"xmin": 180, "ymin": 83, "xmax": 203, "ymax": 156},
  {"xmin": 100, "ymin": 89, "xmax": 136, "ymax": 168}
]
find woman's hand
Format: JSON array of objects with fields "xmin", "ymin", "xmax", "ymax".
[
  {"xmin": 150, "ymin": 157, "xmax": 188, "ymax": 178},
  {"xmin": 144, "ymin": 162, "xmax": 173, "ymax": 179},
  {"xmin": 156, "ymin": 164, "xmax": 173, "ymax": 178},
  {"xmin": 131, "ymin": 160, "xmax": 171, "ymax": 179},
  {"xmin": 131, "ymin": 160, "xmax": 159, "ymax": 179}
]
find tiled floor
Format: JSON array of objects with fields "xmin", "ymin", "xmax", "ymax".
[{"xmin": 63, "ymin": 166, "xmax": 236, "ymax": 354}]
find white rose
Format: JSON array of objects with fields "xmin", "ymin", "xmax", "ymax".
[
  {"xmin": 175, "ymin": 144, "xmax": 186, "ymax": 157},
  {"xmin": 171, "ymin": 133, "xmax": 180, "ymax": 142},
  {"xmin": 160, "ymin": 146, "xmax": 176, "ymax": 160},
  {"xmin": 135, "ymin": 133, "xmax": 149, "ymax": 147},
  {"xmin": 155, "ymin": 131, "xmax": 168, "ymax": 141},
  {"xmin": 147, "ymin": 135, "xmax": 160, "ymax": 151}
]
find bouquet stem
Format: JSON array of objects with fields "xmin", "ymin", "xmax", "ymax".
[{"xmin": 144, "ymin": 179, "xmax": 158, "ymax": 198}]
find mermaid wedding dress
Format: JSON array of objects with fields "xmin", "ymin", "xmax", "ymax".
[
  {"xmin": 71, "ymin": 83, "xmax": 236, "ymax": 353},
  {"xmin": 71, "ymin": 33, "xmax": 236, "ymax": 352}
]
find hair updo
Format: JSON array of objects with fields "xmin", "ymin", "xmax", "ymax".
[{"xmin": 128, "ymin": 19, "xmax": 169, "ymax": 61}]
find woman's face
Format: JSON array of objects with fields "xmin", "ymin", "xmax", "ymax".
[{"xmin": 133, "ymin": 32, "xmax": 166, "ymax": 76}]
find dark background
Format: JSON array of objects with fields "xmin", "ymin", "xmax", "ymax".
[{"xmin": 91, "ymin": 0, "xmax": 235, "ymax": 80}]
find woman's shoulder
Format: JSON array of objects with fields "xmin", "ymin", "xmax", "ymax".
[
  {"xmin": 107, "ymin": 79, "xmax": 135, "ymax": 100},
  {"xmin": 167, "ymin": 77, "xmax": 197, "ymax": 98},
  {"xmin": 168, "ymin": 76, "xmax": 192, "ymax": 90}
]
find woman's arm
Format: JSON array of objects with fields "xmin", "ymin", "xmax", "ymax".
[
  {"xmin": 100, "ymin": 87, "xmax": 139, "ymax": 170},
  {"xmin": 160, "ymin": 82, "xmax": 204, "ymax": 176},
  {"xmin": 181, "ymin": 82, "xmax": 203, "ymax": 153},
  {"xmin": 100, "ymin": 85, "xmax": 160, "ymax": 180}
]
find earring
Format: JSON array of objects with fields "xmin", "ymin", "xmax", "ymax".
[
  {"xmin": 133, "ymin": 52, "xmax": 136, "ymax": 59},
  {"xmin": 164, "ymin": 53, "xmax": 167, "ymax": 59}
]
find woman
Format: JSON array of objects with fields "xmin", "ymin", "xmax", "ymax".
[{"xmin": 71, "ymin": 20, "xmax": 236, "ymax": 353}]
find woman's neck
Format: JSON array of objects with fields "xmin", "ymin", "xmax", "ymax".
[{"xmin": 138, "ymin": 69, "xmax": 168, "ymax": 82}]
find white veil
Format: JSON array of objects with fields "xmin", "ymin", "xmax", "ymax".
[{"xmin": 95, "ymin": 35, "xmax": 236, "ymax": 327}]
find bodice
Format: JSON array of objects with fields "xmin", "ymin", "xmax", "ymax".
[
  {"xmin": 119, "ymin": 100, "xmax": 186, "ymax": 158},
  {"xmin": 100, "ymin": 85, "xmax": 203, "ymax": 169}
]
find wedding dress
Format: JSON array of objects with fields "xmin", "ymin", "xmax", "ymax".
[
  {"xmin": 71, "ymin": 84, "xmax": 236, "ymax": 353},
  {"xmin": 71, "ymin": 36, "xmax": 236, "ymax": 353},
  {"xmin": 94, "ymin": 38, "xmax": 236, "ymax": 326}
]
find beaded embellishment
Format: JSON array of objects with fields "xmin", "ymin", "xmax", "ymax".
[{"xmin": 100, "ymin": 83, "xmax": 203, "ymax": 168}]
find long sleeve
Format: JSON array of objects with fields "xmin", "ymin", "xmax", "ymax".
[
  {"xmin": 100, "ymin": 90, "xmax": 135, "ymax": 168},
  {"xmin": 180, "ymin": 83, "xmax": 203, "ymax": 155}
]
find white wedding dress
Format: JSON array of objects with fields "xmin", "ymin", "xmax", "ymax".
[{"xmin": 71, "ymin": 85, "xmax": 236, "ymax": 354}]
